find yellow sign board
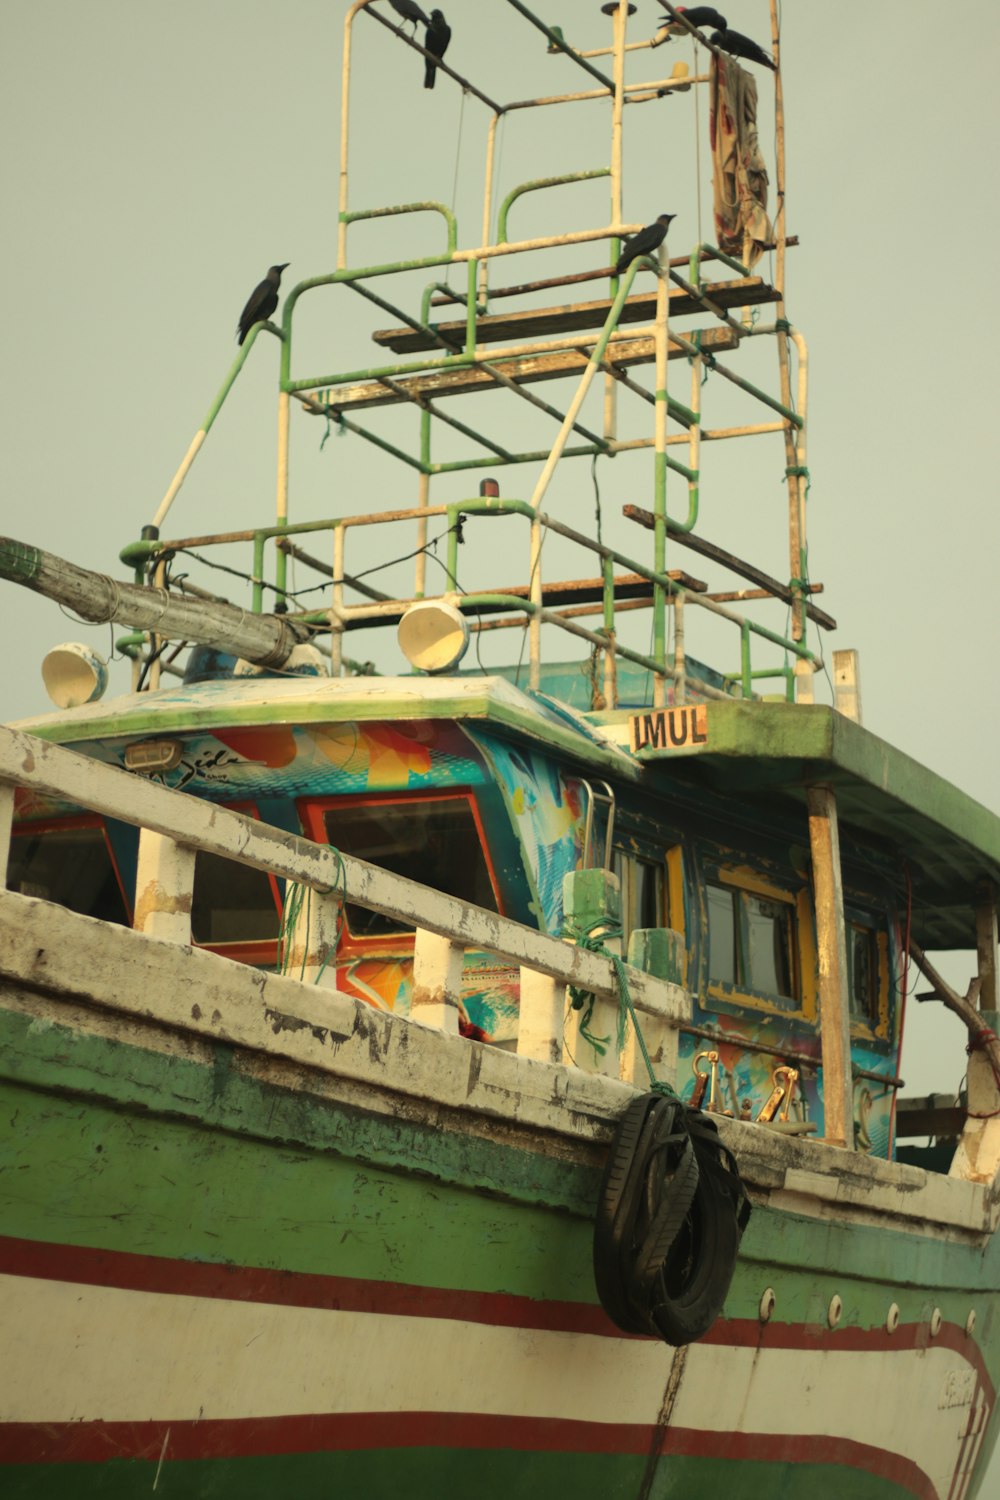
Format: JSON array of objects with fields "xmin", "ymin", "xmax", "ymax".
[{"xmin": 629, "ymin": 704, "xmax": 708, "ymax": 754}]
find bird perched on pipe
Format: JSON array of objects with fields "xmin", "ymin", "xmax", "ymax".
[
  {"xmin": 662, "ymin": 7, "xmax": 727, "ymax": 31},
  {"xmin": 236, "ymin": 264, "xmax": 289, "ymax": 346},
  {"xmin": 709, "ymin": 28, "xmax": 776, "ymax": 70},
  {"xmin": 423, "ymin": 10, "xmax": 451, "ymax": 88},
  {"xmin": 614, "ymin": 214, "xmax": 676, "ymax": 275},
  {"xmin": 389, "ymin": 0, "xmax": 430, "ymax": 30}
]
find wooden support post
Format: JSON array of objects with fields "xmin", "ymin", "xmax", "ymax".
[
  {"xmin": 833, "ymin": 649, "xmax": 863, "ymax": 724},
  {"xmin": 411, "ymin": 927, "xmax": 462, "ymax": 1033},
  {"xmin": 975, "ymin": 882, "xmax": 998, "ymax": 1015},
  {"xmin": 0, "ymin": 783, "xmax": 13, "ymax": 887},
  {"xmin": 284, "ymin": 885, "xmax": 342, "ymax": 989},
  {"xmin": 806, "ymin": 785, "xmax": 853, "ymax": 1147},
  {"xmin": 133, "ymin": 829, "xmax": 196, "ymax": 945},
  {"xmin": 517, "ymin": 967, "xmax": 565, "ymax": 1065}
]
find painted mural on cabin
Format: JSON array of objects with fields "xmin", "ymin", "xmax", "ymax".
[
  {"xmin": 468, "ymin": 733, "xmax": 585, "ymax": 935},
  {"xmin": 332, "ymin": 951, "xmax": 520, "ymax": 1046},
  {"xmin": 14, "ymin": 722, "xmax": 491, "ymax": 818}
]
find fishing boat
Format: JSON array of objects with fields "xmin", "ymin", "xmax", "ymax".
[{"xmin": 2, "ymin": 3, "xmax": 999, "ymax": 1496}]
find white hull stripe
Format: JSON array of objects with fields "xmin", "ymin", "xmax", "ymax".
[{"xmin": 1, "ymin": 1271, "xmax": 990, "ymax": 1499}]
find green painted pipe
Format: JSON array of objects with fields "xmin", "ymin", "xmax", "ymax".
[{"xmin": 496, "ymin": 169, "xmax": 610, "ymax": 244}]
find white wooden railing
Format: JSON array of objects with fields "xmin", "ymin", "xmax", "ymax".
[{"xmin": 0, "ymin": 725, "xmax": 686, "ymax": 1086}]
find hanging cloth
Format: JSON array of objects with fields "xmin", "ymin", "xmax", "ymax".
[{"xmin": 709, "ymin": 54, "xmax": 773, "ymax": 269}]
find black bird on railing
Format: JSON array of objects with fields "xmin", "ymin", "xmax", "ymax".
[
  {"xmin": 236, "ymin": 264, "xmax": 289, "ymax": 346},
  {"xmin": 423, "ymin": 10, "xmax": 451, "ymax": 89},
  {"xmin": 662, "ymin": 7, "xmax": 728, "ymax": 31},
  {"xmin": 614, "ymin": 214, "xmax": 676, "ymax": 275},
  {"xmin": 389, "ymin": 0, "xmax": 430, "ymax": 30},
  {"xmin": 710, "ymin": 27, "xmax": 776, "ymax": 70}
]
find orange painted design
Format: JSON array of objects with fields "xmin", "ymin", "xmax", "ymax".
[
  {"xmin": 211, "ymin": 727, "xmax": 298, "ymax": 768},
  {"xmin": 306, "ymin": 724, "xmax": 433, "ymax": 786}
]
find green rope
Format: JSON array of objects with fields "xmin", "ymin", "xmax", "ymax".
[
  {"xmin": 319, "ymin": 409, "xmax": 348, "ymax": 450},
  {"xmin": 562, "ymin": 916, "xmax": 679, "ymax": 1098},
  {"xmin": 278, "ymin": 848, "xmax": 347, "ymax": 983},
  {"xmin": 774, "ymin": 317, "xmax": 792, "ymax": 334}
]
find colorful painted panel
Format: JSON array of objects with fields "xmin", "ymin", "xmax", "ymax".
[
  {"xmin": 13, "ymin": 721, "xmax": 492, "ymax": 820},
  {"xmin": 332, "ymin": 952, "xmax": 519, "ymax": 1046},
  {"xmin": 469, "ymin": 733, "xmax": 585, "ymax": 935}
]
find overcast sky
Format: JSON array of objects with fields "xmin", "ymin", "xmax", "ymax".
[{"xmin": 1, "ymin": 2, "xmax": 998, "ymax": 1101}]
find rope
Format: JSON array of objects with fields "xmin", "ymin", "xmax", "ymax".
[
  {"xmin": 562, "ymin": 914, "xmax": 680, "ymax": 1099},
  {"xmin": 278, "ymin": 847, "xmax": 347, "ymax": 984}
]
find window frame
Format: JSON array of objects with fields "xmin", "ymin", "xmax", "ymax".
[
  {"xmin": 845, "ymin": 906, "xmax": 892, "ymax": 1043},
  {"xmin": 189, "ymin": 800, "xmax": 284, "ymax": 965},
  {"xmin": 297, "ymin": 789, "xmax": 503, "ymax": 950},
  {"xmin": 8, "ymin": 813, "xmax": 134, "ymax": 926},
  {"xmin": 612, "ymin": 848, "xmax": 667, "ymax": 946},
  {"xmin": 701, "ymin": 860, "xmax": 818, "ymax": 1023}
]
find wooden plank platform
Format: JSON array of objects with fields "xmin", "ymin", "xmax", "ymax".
[
  {"xmin": 323, "ymin": 571, "xmax": 706, "ymax": 632},
  {"xmin": 624, "ymin": 502, "xmax": 838, "ymax": 632},
  {"xmin": 371, "ymin": 276, "xmax": 778, "ymax": 355},
  {"xmin": 303, "ymin": 326, "xmax": 738, "ymax": 415}
]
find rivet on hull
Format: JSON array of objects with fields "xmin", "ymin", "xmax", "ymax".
[
  {"xmin": 828, "ymin": 1295, "xmax": 843, "ymax": 1329},
  {"xmin": 930, "ymin": 1307, "xmax": 942, "ymax": 1337},
  {"xmin": 759, "ymin": 1288, "xmax": 776, "ymax": 1323},
  {"xmin": 886, "ymin": 1303, "xmax": 900, "ymax": 1334}
]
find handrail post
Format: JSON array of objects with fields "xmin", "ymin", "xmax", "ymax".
[
  {"xmin": 283, "ymin": 885, "xmax": 342, "ymax": 989},
  {"xmin": 412, "ymin": 928, "xmax": 462, "ymax": 1033},
  {"xmin": 517, "ymin": 968, "xmax": 566, "ymax": 1064},
  {"xmin": 806, "ymin": 785, "xmax": 854, "ymax": 1148},
  {"xmin": 134, "ymin": 830, "xmax": 196, "ymax": 945}
]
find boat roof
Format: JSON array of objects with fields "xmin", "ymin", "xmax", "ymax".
[
  {"xmin": 601, "ymin": 699, "xmax": 1000, "ymax": 948},
  {"xmin": 11, "ymin": 679, "xmax": 996, "ymax": 948}
]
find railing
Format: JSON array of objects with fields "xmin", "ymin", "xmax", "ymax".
[
  {"xmin": 134, "ymin": 0, "xmax": 815, "ymax": 707},
  {"xmin": 0, "ymin": 726, "xmax": 685, "ymax": 1089}
]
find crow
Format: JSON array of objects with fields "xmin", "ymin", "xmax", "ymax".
[
  {"xmin": 709, "ymin": 28, "xmax": 776, "ymax": 70},
  {"xmin": 614, "ymin": 214, "xmax": 676, "ymax": 275},
  {"xmin": 423, "ymin": 10, "xmax": 451, "ymax": 89},
  {"xmin": 389, "ymin": 0, "xmax": 430, "ymax": 29},
  {"xmin": 236, "ymin": 264, "xmax": 289, "ymax": 346},
  {"xmin": 663, "ymin": 7, "xmax": 727, "ymax": 30}
]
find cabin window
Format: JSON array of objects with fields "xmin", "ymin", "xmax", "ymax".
[
  {"xmin": 848, "ymin": 921, "xmax": 877, "ymax": 1024},
  {"xmin": 302, "ymin": 793, "xmax": 498, "ymax": 939},
  {"xmin": 191, "ymin": 853, "xmax": 283, "ymax": 945},
  {"xmin": 189, "ymin": 804, "xmax": 283, "ymax": 956},
  {"xmin": 846, "ymin": 913, "xmax": 891, "ymax": 1039},
  {"xmin": 8, "ymin": 820, "xmax": 131, "ymax": 926},
  {"xmin": 704, "ymin": 869, "xmax": 807, "ymax": 1015},
  {"xmin": 613, "ymin": 851, "xmax": 665, "ymax": 941}
]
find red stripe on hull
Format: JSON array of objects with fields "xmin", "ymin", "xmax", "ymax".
[
  {"xmin": 0, "ymin": 1413, "xmax": 937, "ymax": 1496},
  {"xmin": 0, "ymin": 1234, "xmax": 617, "ymax": 1337},
  {"xmin": 1, "ymin": 1234, "xmax": 993, "ymax": 1404}
]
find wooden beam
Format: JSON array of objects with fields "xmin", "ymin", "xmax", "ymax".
[
  {"xmin": 312, "ymin": 572, "xmax": 708, "ymax": 635},
  {"xmin": 373, "ymin": 276, "xmax": 778, "ymax": 355},
  {"xmin": 806, "ymin": 784, "xmax": 854, "ymax": 1149},
  {"xmin": 303, "ymin": 328, "xmax": 738, "ymax": 416},
  {"xmin": 429, "ymin": 239, "xmax": 800, "ymax": 307},
  {"xmin": 895, "ymin": 1100, "xmax": 966, "ymax": 1139},
  {"xmin": 623, "ymin": 503, "xmax": 838, "ymax": 631}
]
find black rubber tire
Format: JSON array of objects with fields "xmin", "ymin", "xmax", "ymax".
[
  {"xmin": 593, "ymin": 1093, "xmax": 665, "ymax": 1332},
  {"xmin": 632, "ymin": 1119, "xmax": 699, "ymax": 1289},
  {"xmin": 594, "ymin": 1095, "xmax": 700, "ymax": 1334},
  {"xmin": 647, "ymin": 1115, "xmax": 751, "ymax": 1346}
]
